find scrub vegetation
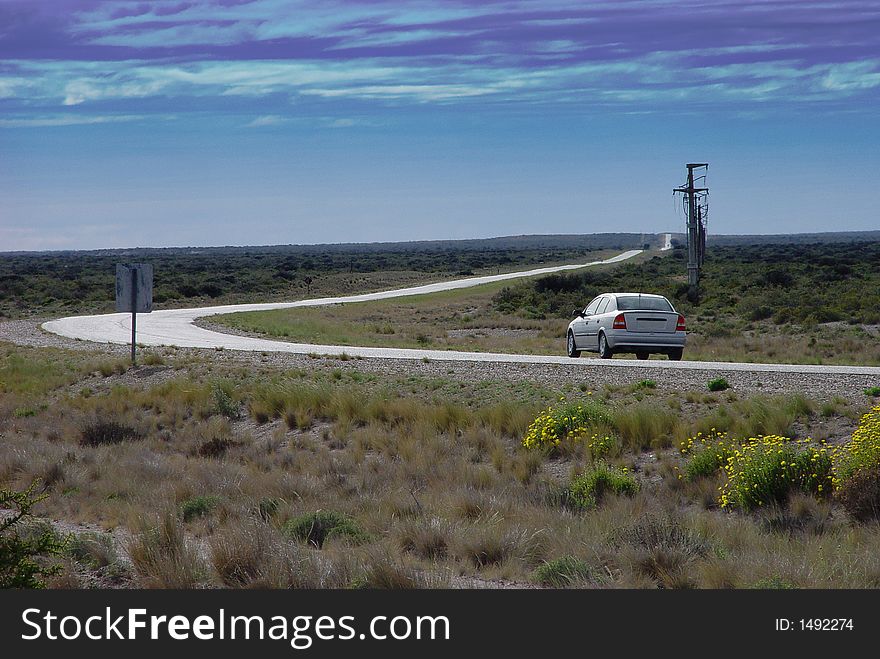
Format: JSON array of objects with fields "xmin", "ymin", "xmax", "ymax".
[
  {"xmin": 212, "ymin": 241, "xmax": 880, "ymax": 366},
  {"xmin": 0, "ymin": 235, "xmax": 634, "ymax": 319},
  {"xmin": 2, "ymin": 342, "xmax": 880, "ymax": 589}
]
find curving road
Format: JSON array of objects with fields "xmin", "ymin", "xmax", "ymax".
[{"xmin": 40, "ymin": 237, "xmax": 880, "ymax": 377}]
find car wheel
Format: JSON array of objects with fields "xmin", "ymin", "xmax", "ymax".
[
  {"xmin": 567, "ymin": 331, "xmax": 581, "ymax": 358},
  {"xmin": 668, "ymin": 348, "xmax": 683, "ymax": 361},
  {"xmin": 598, "ymin": 333, "xmax": 613, "ymax": 359},
  {"xmin": 636, "ymin": 352, "xmax": 649, "ymax": 360}
]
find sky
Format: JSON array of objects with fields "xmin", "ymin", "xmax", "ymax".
[{"xmin": 1, "ymin": 0, "xmax": 879, "ymax": 251}]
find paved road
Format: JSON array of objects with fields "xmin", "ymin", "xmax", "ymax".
[
  {"xmin": 40, "ymin": 240, "xmax": 880, "ymax": 376},
  {"xmin": 43, "ymin": 248, "xmax": 641, "ymax": 350}
]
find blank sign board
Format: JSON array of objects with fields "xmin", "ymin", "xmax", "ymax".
[{"xmin": 115, "ymin": 263, "xmax": 153, "ymax": 313}]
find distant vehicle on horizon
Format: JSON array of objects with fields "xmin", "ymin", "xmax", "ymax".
[{"xmin": 566, "ymin": 292, "xmax": 686, "ymax": 360}]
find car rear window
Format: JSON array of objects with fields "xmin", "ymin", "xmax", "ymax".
[{"xmin": 616, "ymin": 295, "xmax": 673, "ymax": 311}]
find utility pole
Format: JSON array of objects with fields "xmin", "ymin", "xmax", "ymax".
[
  {"xmin": 673, "ymin": 163, "xmax": 709, "ymax": 294},
  {"xmin": 130, "ymin": 266, "xmax": 137, "ymax": 365}
]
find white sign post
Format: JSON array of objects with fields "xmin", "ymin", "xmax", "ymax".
[{"xmin": 115, "ymin": 263, "xmax": 153, "ymax": 365}]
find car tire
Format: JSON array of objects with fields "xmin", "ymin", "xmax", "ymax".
[
  {"xmin": 598, "ymin": 332, "xmax": 613, "ymax": 359},
  {"xmin": 567, "ymin": 331, "xmax": 581, "ymax": 358},
  {"xmin": 636, "ymin": 352, "xmax": 649, "ymax": 360},
  {"xmin": 668, "ymin": 348, "xmax": 683, "ymax": 361}
]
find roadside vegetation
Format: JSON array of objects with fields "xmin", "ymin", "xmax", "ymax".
[
  {"xmin": 213, "ymin": 241, "xmax": 880, "ymax": 366},
  {"xmin": 3, "ymin": 342, "xmax": 880, "ymax": 589},
  {"xmin": 0, "ymin": 235, "xmax": 635, "ymax": 319}
]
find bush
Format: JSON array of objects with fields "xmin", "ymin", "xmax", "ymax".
[
  {"xmin": 707, "ymin": 377, "xmax": 730, "ymax": 392},
  {"xmin": 282, "ymin": 511, "xmax": 368, "ymax": 548},
  {"xmin": 833, "ymin": 404, "xmax": 880, "ymax": 481},
  {"xmin": 80, "ymin": 419, "xmax": 139, "ymax": 447},
  {"xmin": 533, "ymin": 556, "xmax": 596, "ymax": 587},
  {"xmin": 0, "ymin": 482, "xmax": 67, "ymax": 588},
  {"xmin": 212, "ymin": 381, "xmax": 240, "ymax": 419},
  {"xmin": 864, "ymin": 386, "xmax": 880, "ymax": 398},
  {"xmin": 567, "ymin": 463, "xmax": 639, "ymax": 510},
  {"xmin": 180, "ymin": 495, "xmax": 221, "ymax": 522},
  {"xmin": 679, "ymin": 431, "xmax": 732, "ymax": 481},
  {"xmin": 522, "ymin": 399, "xmax": 613, "ymax": 453},
  {"xmin": 836, "ymin": 463, "xmax": 880, "ymax": 522},
  {"xmin": 720, "ymin": 436, "xmax": 833, "ymax": 510}
]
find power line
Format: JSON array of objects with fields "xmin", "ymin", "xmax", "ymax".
[{"xmin": 672, "ymin": 163, "xmax": 709, "ymax": 295}]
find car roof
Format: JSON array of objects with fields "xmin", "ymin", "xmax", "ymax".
[{"xmin": 599, "ymin": 292, "xmax": 667, "ymax": 298}]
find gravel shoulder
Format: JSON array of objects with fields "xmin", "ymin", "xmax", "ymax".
[{"xmin": 2, "ymin": 319, "xmax": 877, "ymax": 401}]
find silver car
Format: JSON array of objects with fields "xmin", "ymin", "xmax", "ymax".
[{"xmin": 566, "ymin": 292, "xmax": 686, "ymax": 360}]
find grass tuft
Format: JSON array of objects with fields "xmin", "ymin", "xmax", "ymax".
[
  {"xmin": 282, "ymin": 511, "xmax": 369, "ymax": 548},
  {"xmin": 567, "ymin": 463, "xmax": 639, "ymax": 510},
  {"xmin": 533, "ymin": 556, "xmax": 596, "ymax": 587}
]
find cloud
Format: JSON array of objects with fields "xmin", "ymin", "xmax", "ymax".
[
  {"xmin": 0, "ymin": 114, "xmax": 148, "ymax": 127},
  {"xmin": 1, "ymin": 1, "xmax": 878, "ymax": 117},
  {"xmin": 245, "ymin": 114, "xmax": 287, "ymax": 127}
]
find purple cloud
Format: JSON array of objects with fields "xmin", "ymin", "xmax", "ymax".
[{"xmin": 1, "ymin": 1, "xmax": 878, "ymax": 114}]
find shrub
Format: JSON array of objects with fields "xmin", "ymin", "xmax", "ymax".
[
  {"xmin": 833, "ymin": 404, "xmax": 880, "ymax": 481},
  {"xmin": 567, "ymin": 463, "xmax": 639, "ymax": 510},
  {"xmin": 212, "ymin": 381, "xmax": 240, "ymax": 419},
  {"xmin": 522, "ymin": 399, "xmax": 613, "ymax": 453},
  {"xmin": 180, "ymin": 495, "xmax": 221, "ymax": 522},
  {"xmin": 720, "ymin": 436, "xmax": 833, "ymax": 510},
  {"xmin": 836, "ymin": 463, "xmax": 880, "ymax": 522},
  {"xmin": 865, "ymin": 386, "xmax": 880, "ymax": 397},
  {"xmin": 707, "ymin": 377, "xmax": 730, "ymax": 392},
  {"xmin": 282, "ymin": 511, "xmax": 368, "ymax": 548},
  {"xmin": 80, "ymin": 419, "xmax": 139, "ymax": 447},
  {"xmin": 533, "ymin": 556, "xmax": 596, "ymax": 587},
  {"xmin": 0, "ymin": 482, "xmax": 67, "ymax": 588},
  {"xmin": 679, "ymin": 431, "xmax": 732, "ymax": 481}
]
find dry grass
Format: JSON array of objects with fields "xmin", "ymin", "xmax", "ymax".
[
  {"xmin": 2, "ymin": 342, "xmax": 879, "ymax": 589},
  {"xmin": 210, "ymin": 280, "xmax": 880, "ymax": 365}
]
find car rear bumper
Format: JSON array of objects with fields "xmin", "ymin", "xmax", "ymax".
[{"xmin": 605, "ymin": 330, "xmax": 686, "ymax": 350}]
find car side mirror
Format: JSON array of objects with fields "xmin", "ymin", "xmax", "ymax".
[{"xmin": 572, "ymin": 308, "xmax": 584, "ymax": 318}]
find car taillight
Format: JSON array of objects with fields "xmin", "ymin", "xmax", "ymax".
[
  {"xmin": 612, "ymin": 314, "xmax": 627, "ymax": 330},
  {"xmin": 676, "ymin": 314, "xmax": 686, "ymax": 331}
]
